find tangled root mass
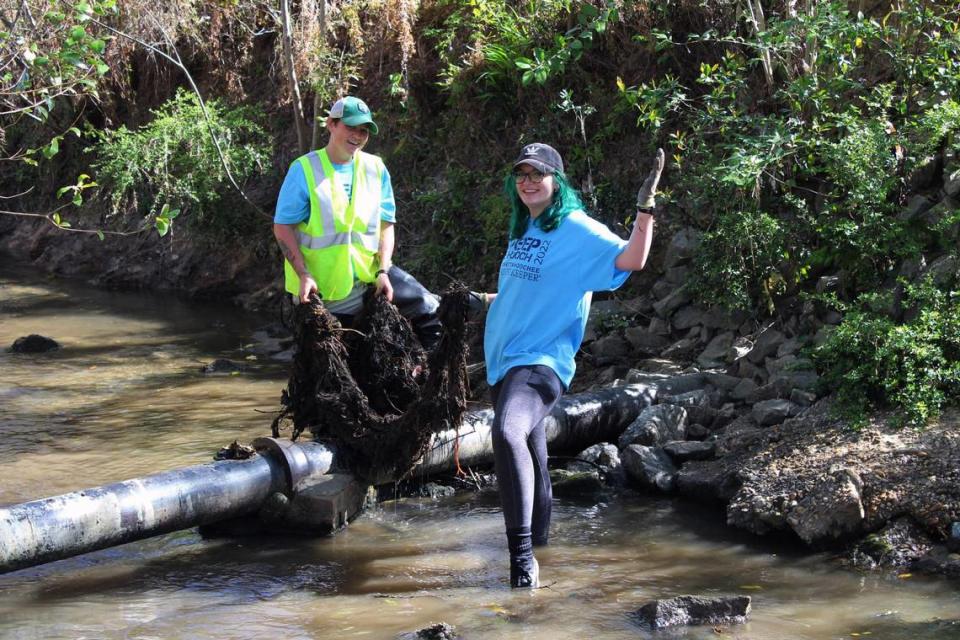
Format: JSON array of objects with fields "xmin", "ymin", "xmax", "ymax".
[{"xmin": 272, "ymin": 286, "xmax": 472, "ymax": 482}]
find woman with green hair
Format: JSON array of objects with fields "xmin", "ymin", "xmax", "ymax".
[{"xmin": 480, "ymin": 142, "xmax": 664, "ymax": 588}]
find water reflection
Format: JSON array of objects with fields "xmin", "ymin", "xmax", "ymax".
[{"xmin": 1, "ymin": 264, "xmax": 959, "ymax": 639}]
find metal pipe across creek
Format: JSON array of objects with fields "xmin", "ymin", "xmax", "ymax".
[
  {"xmin": 0, "ymin": 375, "xmax": 701, "ymax": 574},
  {"xmin": 0, "ymin": 438, "xmax": 333, "ymax": 574}
]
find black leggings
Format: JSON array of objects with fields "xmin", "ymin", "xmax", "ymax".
[{"xmin": 490, "ymin": 365, "xmax": 564, "ymax": 545}]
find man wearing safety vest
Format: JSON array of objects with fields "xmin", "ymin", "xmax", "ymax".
[{"xmin": 273, "ymin": 96, "xmax": 442, "ymax": 348}]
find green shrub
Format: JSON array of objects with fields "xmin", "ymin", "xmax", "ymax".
[
  {"xmin": 689, "ymin": 209, "xmax": 791, "ymax": 312},
  {"xmin": 91, "ymin": 88, "xmax": 269, "ymax": 235},
  {"xmin": 813, "ymin": 279, "xmax": 960, "ymax": 428},
  {"xmin": 616, "ymin": 1, "xmax": 960, "ymax": 310}
]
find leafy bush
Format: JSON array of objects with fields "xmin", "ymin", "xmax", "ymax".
[
  {"xmin": 92, "ymin": 88, "xmax": 269, "ymax": 235},
  {"xmin": 813, "ymin": 279, "xmax": 960, "ymax": 428},
  {"xmin": 689, "ymin": 209, "xmax": 791, "ymax": 311},
  {"xmin": 617, "ymin": 1, "xmax": 960, "ymax": 310}
]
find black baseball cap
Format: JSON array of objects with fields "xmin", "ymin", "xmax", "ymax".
[{"xmin": 513, "ymin": 143, "xmax": 564, "ymax": 174}]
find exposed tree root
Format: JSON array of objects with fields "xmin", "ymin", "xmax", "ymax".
[{"xmin": 272, "ymin": 286, "xmax": 471, "ymax": 482}]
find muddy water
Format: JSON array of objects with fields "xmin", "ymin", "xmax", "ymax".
[{"xmin": 1, "ymin": 263, "xmax": 959, "ymax": 640}]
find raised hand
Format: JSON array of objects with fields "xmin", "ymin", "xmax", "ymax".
[{"xmin": 636, "ymin": 148, "xmax": 665, "ymax": 211}]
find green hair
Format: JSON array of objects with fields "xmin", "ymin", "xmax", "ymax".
[{"xmin": 504, "ymin": 170, "xmax": 584, "ymax": 240}]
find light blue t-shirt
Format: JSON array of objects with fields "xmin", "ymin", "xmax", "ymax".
[
  {"xmin": 274, "ymin": 155, "xmax": 397, "ymax": 225},
  {"xmin": 484, "ymin": 209, "xmax": 630, "ymax": 389}
]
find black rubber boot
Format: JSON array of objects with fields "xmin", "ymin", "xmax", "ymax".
[{"xmin": 507, "ymin": 527, "xmax": 539, "ymax": 588}]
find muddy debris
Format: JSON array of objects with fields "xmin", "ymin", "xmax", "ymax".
[
  {"xmin": 214, "ymin": 440, "xmax": 256, "ymax": 461},
  {"xmin": 272, "ymin": 286, "xmax": 473, "ymax": 483}
]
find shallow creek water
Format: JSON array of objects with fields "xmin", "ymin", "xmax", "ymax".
[{"xmin": 1, "ymin": 261, "xmax": 959, "ymax": 639}]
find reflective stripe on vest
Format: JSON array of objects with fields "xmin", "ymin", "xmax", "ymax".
[{"xmin": 283, "ymin": 149, "xmax": 384, "ymax": 300}]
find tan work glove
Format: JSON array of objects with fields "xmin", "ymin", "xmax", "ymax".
[{"xmin": 636, "ymin": 148, "xmax": 666, "ymax": 211}]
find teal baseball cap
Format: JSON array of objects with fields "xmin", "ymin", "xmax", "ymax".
[{"xmin": 328, "ymin": 96, "xmax": 378, "ymax": 135}]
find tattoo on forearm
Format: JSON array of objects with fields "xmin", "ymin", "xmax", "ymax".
[{"xmin": 279, "ymin": 240, "xmax": 309, "ymax": 277}]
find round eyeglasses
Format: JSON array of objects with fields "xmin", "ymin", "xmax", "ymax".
[{"xmin": 513, "ymin": 170, "xmax": 546, "ymax": 184}]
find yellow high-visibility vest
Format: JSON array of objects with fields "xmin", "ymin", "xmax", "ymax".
[{"xmin": 283, "ymin": 149, "xmax": 384, "ymax": 300}]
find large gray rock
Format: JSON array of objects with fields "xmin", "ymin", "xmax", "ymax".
[
  {"xmin": 623, "ymin": 327, "xmax": 670, "ymax": 355},
  {"xmin": 776, "ymin": 337, "xmax": 804, "ymax": 358},
  {"xmin": 770, "ymin": 367, "xmax": 819, "ymax": 392},
  {"xmin": 671, "ymin": 305, "xmax": 709, "ymax": 330},
  {"xmin": 651, "ymin": 279, "xmax": 675, "ymax": 300},
  {"xmin": 632, "ymin": 595, "xmax": 751, "ymax": 629},
  {"xmin": 10, "ymin": 334, "xmax": 60, "ymax": 353},
  {"xmin": 647, "ymin": 316, "xmax": 671, "ymax": 336},
  {"xmin": 406, "ymin": 622, "xmax": 459, "ymax": 640},
  {"xmin": 729, "ymin": 377, "xmax": 759, "ymax": 401},
  {"xmin": 945, "ymin": 167, "xmax": 960, "ymax": 199},
  {"xmin": 637, "ymin": 372, "xmax": 708, "ymax": 396},
  {"xmin": 898, "ymin": 194, "xmax": 936, "ymax": 221},
  {"xmin": 653, "ymin": 286, "xmax": 693, "ymax": 318},
  {"xmin": 618, "ymin": 404, "xmax": 688, "ymax": 448},
  {"xmin": 849, "ymin": 518, "xmax": 933, "ymax": 569},
  {"xmin": 790, "ymin": 388, "xmax": 817, "ymax": 406},
  {"xmin": 748, "ymin": 371, "xmax": 819, "ymax": 403},
  {"xmin": 259, "ymin": 473, "xmax": 369, "ymax": 533},
  {"xmin": 588, "ymin": 333, "xmax": 632, "ymax": 359},
  {"xmin": 925, "ymin": 254, "xmax": 957, "ymax": 287},
  {"xmin": 735, "ymin": 357, "xmax": 768, "ymax": 383},
  {"xmin": 752, "ymin": 399, "xmax": 801, "ymax": 426},
  {"xmin": 622, "ymin": 444, "xmax": 677, "ymax": 492},
  {"xmin": 662, "ymin": 228, "xmax": 702, "ymax": 269},
  {"xmin": 663, "ymin": 440, "xmax": 716, "ymax": 463},
  {"xmin": 675, "ymin": 459, "xmax": 741, "ymax": 502},
  {"xmin": 785, "ymin": 469, "xmax": 866, "ymax": 544},
  {"xmin": 764, "ymin": 354, "xmax": 799, "ymax": 378},
  {"xmin": 664, "ymin": 265, "xmax": 690, "ymax": 284},
  {"xmin": 696, "ymin": 331, "xmax": 735, "ymax": 368},
  {"xmin": 659, "ymin": 388, "xmax": 710, "ymax": 408},
  {"xmin": 549, "ymin": 469, "xmax": 606, "ymax": 497},
  {"xmin": 703, "ymin": 372, "xmax": 741, "ymax": 391},
  {"xmin": 201, "ymin": 358, "xmax": 246, "ymax": 374},
  {"xmin": 746, "ymin": 329, "xmax": 785, "ymax": 364},
  {"xmin": 567, "ymin": 442, "xmax": 621, "ymax": 475},
  {"xmin": 660, "ymin": 336, "xmax": 700, "ymax": 360}
]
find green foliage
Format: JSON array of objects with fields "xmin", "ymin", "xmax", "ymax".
[
  {"xmin": 1, "ymin": 0, "xmax": 116, "ymax": 126},
  {"xmin": 425, "ymin": 0, "xmax": 617, "ymax": 96},
  {"xmin": 91, "ymin": 89, "xmax": 269, "ymax": 236},
  {"xmin": 616, "ymin": 1, "xmax": 960, "ymax": 310},
  {"xmin": 405, "ymin": 165, "xmax": 504, "ymax": 285},
  {"xmin": 689, "ymin": 209, "xmax": 791, "ymax": 312},
  {"xmin": 813, "ymin": 279, "xmax": 960, "ymax": 428}
]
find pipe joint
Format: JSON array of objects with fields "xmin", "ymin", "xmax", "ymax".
[{"xmin": 252, "ymin": 437, "xmax": 314, "ymax": 495}]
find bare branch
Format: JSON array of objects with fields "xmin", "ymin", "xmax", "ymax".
[
  {"xmin": 0, "ymin": 186, "xmax": 33, "ymax": 199},
  {"xmin": 281, "ymin": 0, "xmax": 309, "ymax": 155},
  {"xmin": 0, "ymin": 208, "xmax": 150, "ymax": 237}
]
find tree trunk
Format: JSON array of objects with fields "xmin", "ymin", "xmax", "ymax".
[
  {"xmin": 311, "ymin": 0, "xmax": 327, "ymax": 151},
  {"xmin": 280, "ymin": 0, "xmax": 310, "ymax": 155}
]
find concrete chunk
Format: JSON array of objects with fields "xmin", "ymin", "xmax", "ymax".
[{"xmin": 632, "ymin": 595, "xmax": 751, "ymax": 629}]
